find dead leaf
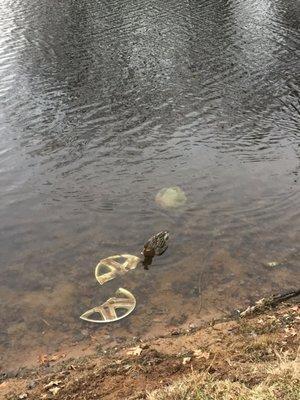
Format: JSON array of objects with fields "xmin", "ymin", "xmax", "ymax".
[
  {"xmin": 193, "ymin": 349, "xmax": 210, "ymax": 360},
  {"xmin": 289, "ymin": 328, "xmax": 297, "ymax": 337},
  {"xmin": 39, "ymin": 354, "xmax": 49, "ymax": 364},
  {"xmin": 49, "ymin": 387, "xmax": 60, "ymax": 396},
  {"xmin": 49, "ymin": 353, "xmax": 66, "ymax": 362},
  {"xmin": 44, "ymin": 380, "xmax": 62, "ymax": 390},
  {"xmin": 182, "ymin": 357, "xmax": 191, "ymax": 365},
  {"xmin": 127, "ymin": 346, "xmax": 143, "ymax": 356}
]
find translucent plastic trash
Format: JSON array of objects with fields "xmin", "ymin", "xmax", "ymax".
[
  {"xmin": 155, "ymin": 186, "xmax": 187, "ymax": 209},
  {"xmin": 80, "ymin": 288, "xmax": 136, "ymax": 323},
  {"xmin": 95, "ymin": 254, "xmax": 141, "ymax": 285}
]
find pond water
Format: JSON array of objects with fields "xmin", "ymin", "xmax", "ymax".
[{"xmin": 0, "ymin": 0, "xmax": 299, "ymax": 369}]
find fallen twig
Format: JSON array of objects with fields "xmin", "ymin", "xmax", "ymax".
[{"xmin": 239, "ymin": 289, "xmax": 300, "ymax": 318}]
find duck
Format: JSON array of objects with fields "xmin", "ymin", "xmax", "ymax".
[{"xmin": 142, "ymin": 231, "xmax": 169, "ymax": 258}]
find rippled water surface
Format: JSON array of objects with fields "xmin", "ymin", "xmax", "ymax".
[{"xmin": 0, "ymin": 0, "xmax": 299, "ymax": 369}]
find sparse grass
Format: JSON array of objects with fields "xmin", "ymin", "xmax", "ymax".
[
  {"xmin": 244, "ymin": 336, "xmax": 278, "ymax": 362},
  {"xmin": 237, "ymin": 319, "xmax": 280, "ymax": 337},
  {"xmin": 147, "ymin": 355, "xmax": 300, "ymax": 400}
]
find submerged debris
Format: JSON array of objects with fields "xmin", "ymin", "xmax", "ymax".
[
  {"xmin": 263, "ymin": 260, "xmax": 286, "ymax": 269},
  {"xmin": 95, "ymin": 254, "xmax": 141, "ymax": 285},
  {"xmin": 80, "ymin": 288, "xmax": 136, "ymax": 323},
  {"xmin": 155, "ymin": 186, "xmax": 187, "ymax": 209},
  {"xmin": 266, "ymin": 261, "xmax": 280, "ymax": 268}
]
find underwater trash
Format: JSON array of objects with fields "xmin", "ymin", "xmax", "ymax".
[
  {"xmin": 265, "ymin": 261, "xmax": 280, "ymax": 268},
  {"xmin": 155, "ymin": 186, "xmax": 187, "ymax": 209},
  {"xmin": 80, "ymin": 288, "xmax": 136, "ymax": 323},
  {"xmin": 95, "ymin": 254, "xmax": 141, "ymax": 285}
]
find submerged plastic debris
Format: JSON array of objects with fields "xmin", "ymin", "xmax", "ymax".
[
  {"xmin": 80, "ymin": 288, "xmax": 136, "ymax": 323},
  {"xmin": 82, "ymin": 235, "xmax": 169, "ymax": 323},
  {"xmin": 95, "ymin": 254, "xmax": 141, "ymax": 285},
  {"xmin": 81, "ymin": 254, "xmax": 140, "ymax": 324},
  {"xmin": 155, "ymin": 186, "xmax": 187, "ymax": 209},
  {"xmin": 265, "ymin": 261, "xmax": 280, "ymax": 268}
]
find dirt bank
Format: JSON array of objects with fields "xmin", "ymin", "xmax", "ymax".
[{"xmin": 1, "ymin": 301, "xmax": 299, "ymax": 400}]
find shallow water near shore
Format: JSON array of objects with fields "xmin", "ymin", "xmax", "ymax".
[{"xmin": 0, "ymin": 0, "xmax": 299, "ymax": 369}]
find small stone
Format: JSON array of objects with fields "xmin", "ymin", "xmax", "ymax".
[{"xmin": 19, "ymin": 394, "xmax": 28, "ymax": 399}]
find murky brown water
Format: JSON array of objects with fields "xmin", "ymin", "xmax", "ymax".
[{"xmin": 0, "ymin": 0, "xmax": 299, "ymax": 370}]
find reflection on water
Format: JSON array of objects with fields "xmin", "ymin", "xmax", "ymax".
[{"xmin": 0, "ymin": 0, "xmax": 299, "ymax": 369}]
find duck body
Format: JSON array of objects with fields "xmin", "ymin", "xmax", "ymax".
[{"xmin": 142, "ymin": 231, "xmax": 169, "ymax": 258}]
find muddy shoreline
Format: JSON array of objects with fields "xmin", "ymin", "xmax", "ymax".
[{"xmin": 1, "ymin": 298, "xmax": 299, "ymax": 400}]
